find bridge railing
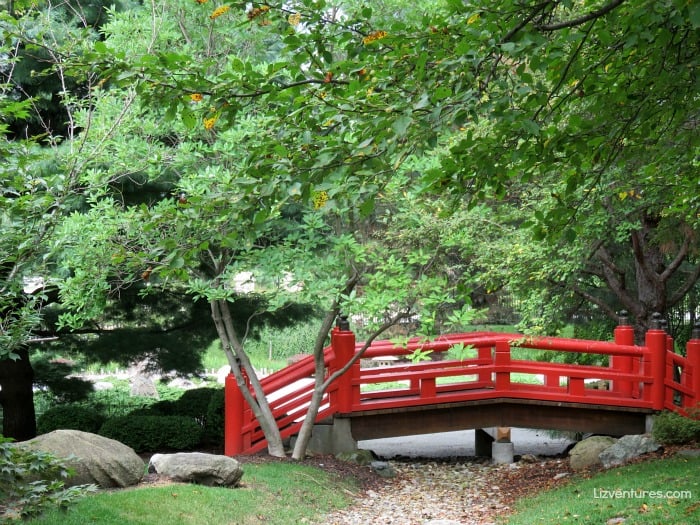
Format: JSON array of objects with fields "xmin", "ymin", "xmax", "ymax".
[{"xmin": 225, "ymin": 316, "xmax": 700, "ymax": 455}]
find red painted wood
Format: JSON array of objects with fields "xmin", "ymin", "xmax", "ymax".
[{"xmin": 224, "ymin": 321, "xmax": 700, "ymax": 455}]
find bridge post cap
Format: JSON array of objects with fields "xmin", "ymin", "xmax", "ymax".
[
  {"xmin": 336, "ymin": 314, "xmax": 350, "ymax": 331},
  {"xmin": 692, "ymin": 321, "xmax": 700, "ymax": 340},
  {"xmin": 650, "ymin": 312, "xmax": 664, "ymax": 330},
  {"xmin": 617, "ymin": 310, "xmax": 630, "ymax": 326}
]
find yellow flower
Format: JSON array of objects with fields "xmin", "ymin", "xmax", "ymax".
[
  {"xmin": 203, "ymin": 116, "xmax": 218, "ymax": 130},
  {"xmin": 189, "ymin": 93, "xmax": 203, "ymax": 102},
  {"xmin": 195, "ymin": 0, "xmax": 208, "ymax": 4},
  {"xmin": 210, "ymin": 5, "xmax": 230, "ymax": 20},
  {"xmin": 288, "ymin": 12, "xmax": 301, "ymax": 26},
  {"xmin": 312, "ymin": 191, "xmax": 329, "ymax": 209},
  {"xmin": 362, "ymin": 30, "xmax": 387, "ymax": 45}
]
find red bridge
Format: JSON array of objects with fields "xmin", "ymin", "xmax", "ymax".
[{"xmin": 224, "ymin": 315, "xmax": 700, "ymax": 456}]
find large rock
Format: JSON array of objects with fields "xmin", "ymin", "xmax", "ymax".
[
  {"xmin": 569, "ymin": 436, "xmax": 617, "ymax": 471},
  {"xmin": 16, "ymin": 430, "xmax": 144, "ymax": 488},
  {"xmin": 600, "ymin": 434, "xmax": 660, "ymax": 468},
  {"xmin": 130, "ymin": 374, "xmax": 159, "ymax": 398},
  {"xmin": 148, "ymin": 452, "xmax": 243, "ymax": 487}
]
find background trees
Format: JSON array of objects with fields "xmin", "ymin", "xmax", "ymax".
[{"xmin": 1, "ymin": 0, "xmax": 698, "ymax": 446}]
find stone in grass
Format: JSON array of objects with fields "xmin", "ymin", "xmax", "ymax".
[
  {"xmin": 148, "ymin": 452, "xmax": 243, "ymax": 487},
  {"xmin": 599, "ymin": 434, "xmax": 660, "ymax": 468},
  {"xmin": 16, "ymin": 430, "xmax": 144, "ymax": 488}
]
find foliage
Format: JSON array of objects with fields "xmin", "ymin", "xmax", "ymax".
[
  {"xmin": 652, "ymin": 410, "xmax": 700, "ymax": 445},
  {"xmin": 98, "ymin": 415, "xmax": 203, "ymax": 453},
  {"xmin": 30, "ymin": 355, "xmax": 94, "ymax": 405},
  {"xmin": 0, "ymin": 437, "xmax": 96, "ymax": 521},
  {"xmin": 204, "ymin": 388, "xmax": 225, "ymax": 446},
  {"xmin": 36, "ymin": 405, "xmax": 105, "ymax": 435}
]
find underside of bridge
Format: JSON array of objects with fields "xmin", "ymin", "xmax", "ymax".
[{"xmin": 343, "ymin": 398, "xmax": 653, "ymax": 441}]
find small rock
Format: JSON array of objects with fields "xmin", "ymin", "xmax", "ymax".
[
  {"xmin": 370, "ymin": 461, "xmax": 397, "ymax": 478},
  {"xmin": 519, "ymin": 454, "xmax": 538, "ymax": 463},
  {"xmin": 606, "ymin": 518, "xmax": 626, "ymax": 525},
  {"xmin": 553, "ymin": 472, "xmax": 569, "ymax": 480},
  {"xmin": 337, "ymin": 449, "xmax": 374, "ymax": 466}
]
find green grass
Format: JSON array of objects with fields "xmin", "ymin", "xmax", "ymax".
[
  {"xmin": 25, "ymin": 461, "xmax": 357, "ymax": 525},
  {"xmin": 502, "ymin": 455, "xmax": 700, "ymax": 525}
]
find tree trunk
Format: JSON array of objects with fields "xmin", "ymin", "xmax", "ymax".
[
  {"xmin": 0, "ymin": 349, "xmax": 37, "ymax": 441},
  {"xmin": 210, "ymin": 299, "xmax": 286, "ymax": 457}
]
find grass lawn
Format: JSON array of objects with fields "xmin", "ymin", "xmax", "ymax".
[
  {"xmin": 502, "ymin": 455, "xmax": 700, "ymax": 525},
  {"xmin": 24, "ymin": 461, "xmax": 358, "ymax": 525}
]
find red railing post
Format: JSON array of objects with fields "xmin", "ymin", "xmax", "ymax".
[
  {"xmin": 224, "ymin": 372, "xmax": 244, "ymax": 456},
  {"xmin": 333, "ymin": 315, "xmax": 357, "ymax": 413},
  {"xmin": 685, "ymin": 322, "xmax": 700, "ymax": 409},
  {"xmin": 494, "ymin": 340, "xmax": 511, "ymax": 391},
  {"xmin": 478, "ymin": 346, "xmax": 492, "ymax": 385},
  {"xmin": 645, "ymin": 313, "xmax": 667, "ymax": 410},
  {"xmin": 612, "ymin": 311, "xmax": 634, "ymax": 396}
]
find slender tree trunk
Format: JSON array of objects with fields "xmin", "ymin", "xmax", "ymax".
[
  {"xmin": 0, "ymin": 349, "xmax": 37, "ymax": 441},
  {"xmin": 210, "ymin": 299, "xmax": 286, "ymax": 457}
]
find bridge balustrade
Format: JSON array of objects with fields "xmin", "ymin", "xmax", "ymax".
[{"xmin": 225, "ymin": 316, "xmax": 700, "ymax": 455}]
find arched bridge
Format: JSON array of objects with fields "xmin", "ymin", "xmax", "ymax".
[{"xmin": 224, "ymin": 315, "xmax": 700, "ymax": 456}]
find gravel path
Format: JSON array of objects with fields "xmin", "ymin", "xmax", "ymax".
[{"xmin": 312, "ymin": 457, "xmax": 573, "ymax": 525}]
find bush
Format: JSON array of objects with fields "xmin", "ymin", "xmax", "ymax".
[
  {"xmin": 0, "ymin": 437, "xmax": 96, "ymax": 520},
  {"xmin": 652, "ymin": 410, "xmax": 700, "ymax": 445},
  {"xmin": 205, "ymin": 388, "xmax": 225, "ymax": 446},
  {"xmin": 37, "ymin": 405, "xmax": 105, "ymax": 435},
  {"xmin": 99, "ymin": 415, "xmax": 203, "ymax": 453},
  {"xmin": 151, "ymin": 387, "xmax": 216, "ymax": 427}
]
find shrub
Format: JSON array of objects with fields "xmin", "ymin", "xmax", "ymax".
[
  {"xmin": 151, "ymin": 387, "xmax": 216, "ymax": 427},
  {"xmin": 652, "ymin": 410, "xmax": 700, "ymax": 445},
  {"xmin": 99, "ymin": 415, "xmax": 203, "ymax": 453},
  {"xmin": 205, "ymin": 388, "xmax": 225, "ymax": 446},
  {"xmin": 37, "ymin": 405, "xmax": 105, "ymax": 435},
  {"xmin": 0, "ymin": 437, "xmax": 96, "ymax": 520}
]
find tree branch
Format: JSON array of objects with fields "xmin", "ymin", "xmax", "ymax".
[{"xmin": 536, "ymin": 0, "xmax": 626, "ymax": 31}]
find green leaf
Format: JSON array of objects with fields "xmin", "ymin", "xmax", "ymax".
[{"xmin": 392, "ymin": 114, "xmax": 413, "ymax": 136}]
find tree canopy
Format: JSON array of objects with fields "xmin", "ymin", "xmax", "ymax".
[{"xmin": 1, "ymin": 0, "xmax": 698, "ymax": 446}]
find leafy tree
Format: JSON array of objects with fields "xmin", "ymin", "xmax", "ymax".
[{"xmin": 0, "ymin": 1, "xmax": 141, "ymax": 439}]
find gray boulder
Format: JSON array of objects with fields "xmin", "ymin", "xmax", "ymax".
[
  {"xmin": 16, "ymin": 430, "xmax": 144, "ymax": 488},
  {"xmin": 148, "ymin": 452, "xmax": 243, "ymax": 487},
  {"xmin": 569, "ymin": 436, "xmax": 617, "ymax": 471},
  {"xmin": 130, "ymin": 374, "xmax": 159, "ymax": 398},
  {"xmin": 600, "ymin": 434, "xmax": 660, "ymax": 468}
]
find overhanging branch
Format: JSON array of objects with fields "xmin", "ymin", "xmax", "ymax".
[{"xmin": 536, "ymin": 0, "xmax": 626, "ymax": 31}]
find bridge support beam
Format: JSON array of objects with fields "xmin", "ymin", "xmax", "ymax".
[{"xmin": 492, "ymin": 441, "xmax": 515, "ymax": 464}]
